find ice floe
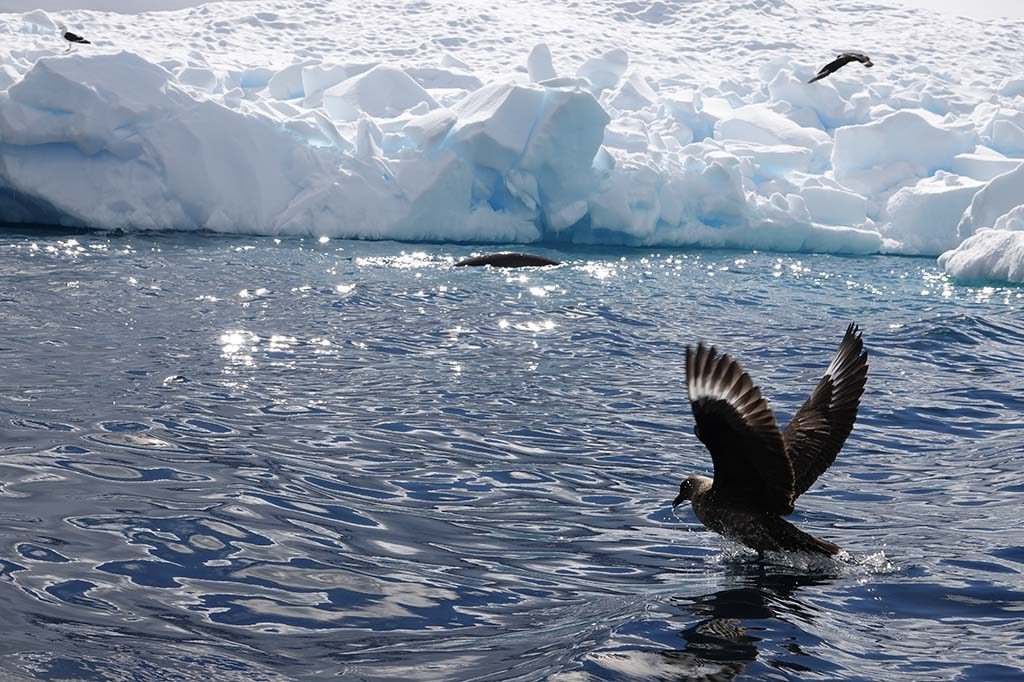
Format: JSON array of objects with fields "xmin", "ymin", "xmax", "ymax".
[
  {"xmin": 1, "ymin": 0, "xmax": 1024, "ymax": 281},
  {"xmin": 940, "ymin": 229, "xmax": 1024, "ymax": 284}
]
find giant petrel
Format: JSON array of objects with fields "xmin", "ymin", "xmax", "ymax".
[{"xmin": 808, "ymin": 52, "xmax": 873, "ymax": 83}]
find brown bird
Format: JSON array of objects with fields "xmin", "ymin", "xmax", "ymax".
[
  {"xmin": 673, "ymin": 324, "xmax": 868, "ymax": 557},
  {"xmin": 454, "ymin": 252, "xmax": 561, "ymax": 268},
  {"xmin": 808, "ymin": 52, "xmax": 873, "ymax": 83}
]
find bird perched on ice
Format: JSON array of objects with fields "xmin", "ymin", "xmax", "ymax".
[
  {"xmin": 673, "ymin": 324, "xmax": 868, "ymax": 557},
  {"xmin": 57, "ymin": 24, "xmax": 92, "ymax": 52},
  {"xmin": 807, "ymin": 52, "xmax": 873, "ymax": 83}
]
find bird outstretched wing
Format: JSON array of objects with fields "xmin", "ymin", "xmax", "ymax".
[
  {"xmin": 686, "ymin": 344, "xmax": 794, "ymax": 515},
  {"xmin": 783, "ymin": 324, "xmax": 868, "ymax": 497}
]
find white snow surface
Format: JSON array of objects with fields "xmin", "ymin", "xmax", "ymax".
[{"xmin": 3, "ymin": 0, "xmax": 1024, "ymax": 280}]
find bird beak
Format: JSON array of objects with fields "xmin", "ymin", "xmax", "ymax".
[{"xmin": 672, "ymin": 493, "xmax": 686, "ymax": 507}]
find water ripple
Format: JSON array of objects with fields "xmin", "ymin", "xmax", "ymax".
[{"xmin": 0, "ymin": 230, "xmax": 1022, "ymax": 679}]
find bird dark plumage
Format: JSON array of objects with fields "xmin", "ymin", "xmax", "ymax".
[
  {"xmin": 57, "ymin": 24, "xmax": 92, "ymax": 52},
  {"xmin": 454, "ymin": 252, "xmax": 561, "ymax": 268},
  {"xmin": 686, "ymin": 345, "xmax": 794, "ymax": 515},
  {"xmin": 808, "ymin": 52, "xmax": 873, "ymax": 83},
  {"xmin": 63, "ymin": 31, "xmax": 91, "ymax": 44},
  {"xmin": 674, "ymin": 324, "xmax": 869, "ymax": 556},
  {"xmin": 784, "ymin": 327, "xmax": 868, "ymax": 496}
]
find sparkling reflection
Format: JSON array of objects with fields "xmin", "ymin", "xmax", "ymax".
[{"xmin": 0, "ymin": 231, "xmax": 1021, "ymax": 680}]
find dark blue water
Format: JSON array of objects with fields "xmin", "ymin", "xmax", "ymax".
[{"xmin": 0, "ymin": 228, "xmax": 1022, "ymax": 681}]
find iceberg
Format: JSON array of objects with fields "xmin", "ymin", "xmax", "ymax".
[
  {"xmin": 832, "ymin": 110, "xmax": 976, "ymax": 194},
  {"xmin": 576, "ymin": 48, "xmax": 629, "ymax": 93},
  {"xmin": 882, "ymin": 173, "xmax": 984, "ymax": 256},
  {"xmin": 951, "ymin": 149, "xmax": 1022, "ymax": 182},
  {"xmin": 0, "ymin": 52, "xmax": 327, "ymax": 231},
  {"xmin": 323, "ymin": 65, "xmax": 438, "ymax": 122},
  {"xmin": 526, "ymin": 44, "xmax": 556, "ymax": 84},
  {"xmin": 715, "ymin": 104, "xmax": 832, "ymax": 168},
  {"xmin": 801, "ymin": 187, "xmax": 867, "ymax": 227},
  {"xmin": 956, "ymin": 163, "xmax": 1024, "ymax": 240},
  {"xmin": 1, "ymin": 0, "xmax": 1024, "ymax": 275},
  {"xmin": 939, "ymin": 229, "xmax": 1024, "ymax": 284}
]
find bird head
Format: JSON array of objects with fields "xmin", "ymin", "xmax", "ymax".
[
  {"xmin": 57, "ymin": 23, "xmax": 66, "ymax": 34},
  {"xmin": 673, "ymin": 475, "xmax": 710, "ymax": 507}
]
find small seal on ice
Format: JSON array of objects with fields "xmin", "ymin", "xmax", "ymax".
[
  {"xmin": 673, "ymin": 324, "xmax": 868, "ymax": 556},
  {"xmin": 58, "ymin": 24, "xmax": 92, "ymax": 52},
  {"xmin": 808, "ymin": 52, "xmax": 873, "ymax": 83},
  {"xmin": 454, "ymin": 253, "xmax": 561, "ymax": 268}
]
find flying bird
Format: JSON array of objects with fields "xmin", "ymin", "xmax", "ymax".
[
  {"xmin": 808, "ymin": 52, "xmax": 873, "ymax": 83},
  {"xmin": 58, "ymin": 24, "xmax": 91, "ymax": 52},
  {"xmin": 673, "ymin": 324, "xmax": 868, "ymax": 557}
]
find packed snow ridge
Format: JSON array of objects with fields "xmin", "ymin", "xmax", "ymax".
[{"xmin": 2, "ymin": 0, "xmax": 1024, "ymax": 283}]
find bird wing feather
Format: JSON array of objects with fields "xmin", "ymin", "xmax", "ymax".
[
  {"xmin": 686, "ymin": 344, "xmax": 795, "ymax": 515},
  {"xmin": 838, "ymin": 51, "xmax": 871, "ymax": 62},
  {"xmin": 783, "ymin": 323, "xmax": 868, "ymax": 497}
]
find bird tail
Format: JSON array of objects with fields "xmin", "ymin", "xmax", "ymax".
[{"xmin": 773, "ymin": 517, "xmax": 840, "ymax": 555}]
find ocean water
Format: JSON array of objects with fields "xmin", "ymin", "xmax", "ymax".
[{"xmin": 0, "ymin": 226, "xmax": 1022, "ymax": 681}]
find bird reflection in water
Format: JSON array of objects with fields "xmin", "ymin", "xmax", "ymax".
[
  {"xmin": 582, "ymin": 566, "xmax": 831, "ymax": 681},
  {"xmin": 669, "ymin": 570, "xmax": 825, "ymax": 680}
]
